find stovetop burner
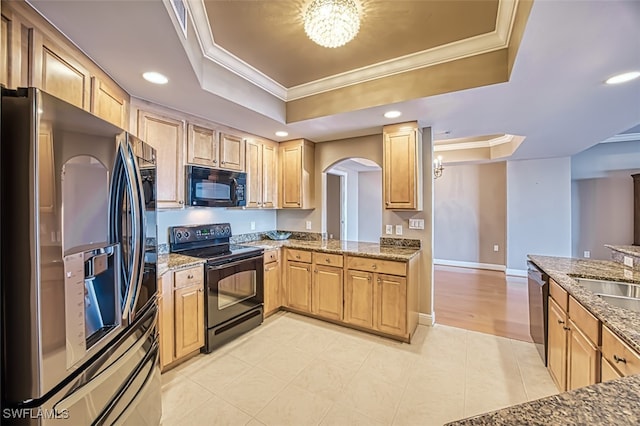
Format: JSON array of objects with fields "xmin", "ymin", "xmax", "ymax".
[{"xmin": 169, "ymin": 223, "xmax": 263, "ymax": 265}]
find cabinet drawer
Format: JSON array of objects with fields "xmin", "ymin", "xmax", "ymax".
[
  {"xmin": 568, "ymin": 296, "xmax": 599, "ymax": 345},
  {"xmin": 174, "ymin": 266, "xmax": 203, "ymax": 289},
  {"xmin": 601, "ymin": 326, "xmax": 640, "ymax": 377},
  {"xmin": 265, "ymin": 249, "xmax": 280, "ymax": 264},
  {"xmin": 550, "ymin": 279, "xmax": 568, "ymax": 311},
  {"xmin": 313, "ymin": 252, "xmax": 343, "ymax": 268},
  {"xmin": 286, "ymin": 249, "xmax": 312, "ymax": 263},
  {"xmin": 346, "ymin": 256, "xmax": 406, "ymax": 276}
]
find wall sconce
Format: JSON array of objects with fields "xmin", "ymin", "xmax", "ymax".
[{"xmin": 433, "ymin": 155, "xmax": 444, "ymax": 179}]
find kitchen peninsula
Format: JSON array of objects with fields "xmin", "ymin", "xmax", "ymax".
[{"xmin": 448, "ymin": 251, "xmax": 640, "ymax": 425}]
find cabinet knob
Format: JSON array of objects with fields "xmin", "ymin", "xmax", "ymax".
[
  {"xmin": 372, "ymin": 264, "xmax": 377, "ymax": 270},
  {"xmin": 367, "ymin": 276, "xmax": 371, "ymax": 281},
  {"xmin": 213, "ymin": 159, "xmax": 217, "ymax": 164},
  {"xmin": 296, "ymin": 255, "xmax": 300, "ymax": 259},
  {"xmin": 188, "ymin": 274, "xmax": 194, "ymax": 279},
  {"xmin": 385, "ymin": 202, "xmax": 389, "ymax": 206},
  {"xmin": 306, "ymin": 267, "xmax": 309, "ymax": 272},
  {"xmin": 563, "ymin": 326, "xmax": 570, "ymax": 331},
  {"xmin": 222, "ymin": 161, "xmax": 226, "ymax": 164},
  {"xmin": 314, "ymin": 269, "xmax": 318, "ymax": 273},
  {"xmin": 377, "ymin": 278, "xmax": 381, "ymax": 284},
  {"xmin": 325, "ymin": 258, "xmax": 330, "ymax": 263},
  {"xmin": 198, "ymin": 288, "xmax": 203, "ymax": 292},
  {"xmin": 557, "ymin": 319, "xmax": 565, "ymax": 324},
  {"xmin": 179, "ymin": 200, "xmax": 184, "ymax": 204},
  {"xmin": 613, "ymin": 354, "xmax": 627, "ymax": 364}
]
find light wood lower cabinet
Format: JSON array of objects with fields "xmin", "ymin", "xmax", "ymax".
[
  {"xmin": 600, "ymin": 355, "xmax": 623, "ymax": 382},
  {"xmin": 567, "ymin": 318, "xmax": 599, "ymax": 390},
  {"xmin": 601, "ymin": 325, "xmax": 640, "ymax": 377},
  {"xmin": 285, "ymin": 260, "xmax": 312, "ymax": 313},
  {"xmin": 547, "ymin": 296, "xmax": 568, "ymax": 391},
  {"xmin": 264, "ymin": 249, "xmax": 281, "ymax": 316},
  {"xmin": 159, "ymin": 265, "xmax": 204, "ymax": 371},
  {"xmin": 312, "ymin": 264, "xmax": 343, "ymax": 321},
  {"xmin": 344, "ymin": 270, "xmax": 374, "ymax": 329},
  {"xmin": 375, "ymin": 274, "xmax": 407, "ymax": 336}
]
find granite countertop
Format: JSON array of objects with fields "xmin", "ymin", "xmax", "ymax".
[
  {"xmin": 605, "ymin": 244, "xmax": 640, "ymax": 257},
  {"xmin": 447, "ymin": 255, "xmax": 640, "ymax": 425},
  {"xmin": 157, "ymin": 252, "xmax": 206, "ymax": 276},
  {"xmin": 239, "ymin": 239, "xmax": 421, "ymax": 261}
]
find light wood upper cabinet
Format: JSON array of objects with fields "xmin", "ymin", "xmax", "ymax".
[
  {"xmin": 187, "ymin": 124, "xmax": 218, "ymax": 167},
  {"xmin": 1, "ymin": 14, "xmax": 8, "ymax": 87},
  {"xmin": 33, "ymin": 37, "xmax": 91, "ymax": 110},
  {"xmin": 219, "ymin": 132, "xmax": 245, "ymax": 171},
  {"xmin": 312, "ymin": 264, "xmax": 343, "ymax": 321},
  {"xmin": 246, "ymin": 138, "xmax": 278, "ymax": 208},
  {"xmin": 91, "ymin": 77, "xmax": 128, "ymax": 129},
  {"xmin": 138, "ymin": 110, "xmax": 185, "ymax": 209},
  {"xmin": 383, "ymin": 122, "xmax": 423, "ymax": 211},
  {"xmin": 279, "ymin": 139, "xmax": 315, "ymax": 209}
]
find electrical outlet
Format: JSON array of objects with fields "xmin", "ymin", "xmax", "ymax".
[
  {"xmin": 493, "ymin": 245, "xmax": 499, "ymax": 252},
  {"xmin": 250, "ymin": 221, "xmax": 256, "ymax": 231},
  {"xmin": 583, "ymin": 251, "xmax": 590, "ymax": 258},
  {"xmin": 385, "ymin": 225, "xmax": 393, "ymax": 235},
  {"xmin": 624, "ymin": 269, "xmax": 633, "ymax": 279},
  {"xmin": 305, "ymin": 221, "xmax": 312, "ymax": 230},
  {"xmin": 395, "ymin": 224, "xmax": 403, "ymax": 235},
  {"xmin": 624, "ymin": 256, "xmax": 634, "ymax": 267},
  {"xmin": 408, "ymin": 219, "xmax": 425, "ymax": 229}
]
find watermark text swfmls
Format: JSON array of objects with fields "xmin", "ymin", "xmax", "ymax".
[{"xmin": 2, "ymin": 408, "xmax": 70, "ymax": 420}]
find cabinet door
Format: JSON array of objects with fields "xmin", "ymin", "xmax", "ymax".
[
  {"xmin": 187, "ymin": 124, "xmax": 218, "ymax": 167},
  {"xmin": 600, "ymin": 356, "xmax": 622, "ymax": 383},
  {"xmin": 138, "ymin": 111, "xmax": 185, "ymax": 208},
  {"xmin": 285, "ymin": 261, "xmax": 312, "ymax": 312},
  {"xmin": 312, "ymin": 265, "xmax": 343, "ymax": 321},
  {"xmin": 567, "ymin": 319, "xmax": 599, "ymax": 390},
  {"xmin": 280, "ymin": 143, "xmax": 302, "ymax": 208},
  {"xmin": 1, "ymin": 14, "xmax": 9, "ymax": 87},
  {"xmin": 91, "ymin": 77, "xmax": 128, "ymax": 129},
  {"xmin": 174, "ymin": 284, "xmax": 204, "ymax": 359},
  {"xmin": 264, "ymin": 260, "xmax": 281, "ymax": 316},
  {"xmin": 158, "ymin": 273, "xmax": 174, "ymax": 369},
  {"xmin": 245, "ymin": 139, "xmax": 263, "ymax": 208},
  {"xmin": 547, "ymin": 297, "xmax": 568, "ymax": 391},
  {"xmin": 37, "ymin": 41, "xmax": 90, "ymax": 110},
  {"xmin": 344, "ymin": 270, "xmax": 374, "ymax": 329},
  {"xmin": 219, "ymin": 133, "xmax": 245, "ymax": 171},
  {"xmin": 375, "ymin": 274, "xmax": 407, "ymax": 336},
  {"xmin": 383, "ymin": 128, "xmax": 418, "ymax": 210},
  {"xmin": 262, "ymin": 143, "xmax": 277, "ymax": 208}
]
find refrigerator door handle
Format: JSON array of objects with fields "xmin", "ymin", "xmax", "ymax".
[
  {"xmin": 110, "ymin": 137, "xmax": 142, "ymax": 322},
  {"xmin": 52, "ymin": 323, "xmax": 156, "ymax": 412},
  {"xmin": 127, "ymin": 137, "xmax": 148, "ymax": 318}
]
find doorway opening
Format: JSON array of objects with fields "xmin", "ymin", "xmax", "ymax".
[{"xmin": 324, "ymin": 158, "xmax": 382, "ymax": 242}]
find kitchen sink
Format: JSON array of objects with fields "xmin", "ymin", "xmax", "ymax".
[
  {"xmin": 573, "ymin": 278, "xmax": 640, "ymax": 313},
  {"xmin": 573, "ymin": 278, "xmax": 640, "ymax": 299}
]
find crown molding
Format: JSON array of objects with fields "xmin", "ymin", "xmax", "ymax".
[
  {"xmin": 185, "ymin": 0, "xmax": 518, "ymax": 101},
  {"xmin": 600, "ymin": 133, "xmax": 640, "ymax": 143},
  {"xmin": 434, "ymin": 134, "xmax": 515, "ymax": 152}
]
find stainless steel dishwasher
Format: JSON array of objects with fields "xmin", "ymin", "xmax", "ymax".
[{"xmin": 527, "ymin": 261, "xmax": 549, "ymax": 365}]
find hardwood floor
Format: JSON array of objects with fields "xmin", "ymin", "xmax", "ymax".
[{"xmin": 434, "ymin": 265, "xmax": 532, "ymax": 342}]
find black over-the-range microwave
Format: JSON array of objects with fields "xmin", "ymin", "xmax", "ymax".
[{"xmin": 186, "ymin": 165, "xmax": 247, "ymax": 207}]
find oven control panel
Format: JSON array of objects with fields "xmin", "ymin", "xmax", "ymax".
[{"xmin": 170, "ymin": 223, "xmax": 232, "ymax": 244}]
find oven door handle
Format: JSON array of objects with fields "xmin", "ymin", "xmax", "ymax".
[{"xmin": 208, "ymin": 256, "xmax": 262, "ymax": 270}]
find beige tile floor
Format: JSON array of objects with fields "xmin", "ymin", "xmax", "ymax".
[{"xmin": 160, "ymin": 312, "xmax": 558, "ymax": 426}]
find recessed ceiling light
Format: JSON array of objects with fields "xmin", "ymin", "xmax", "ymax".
[
  {"xmin": 384, "ymin": 110, "xmax": 402, "ymax": 119},
  {"xmin": 605, "ymin": 71, "xmax": 640, "ymax": 85},
  {"xmin": 142, "ymin": 71, "xmax": 168, "ymax": 85},
  {"xmin": 275, "ymin": 131, "xmax": 289, "ymax": 137}
]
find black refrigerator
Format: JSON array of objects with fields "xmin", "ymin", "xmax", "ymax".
[{"xmin": 1, "ymin": 87, "xmax": 161, "ymax": 425}]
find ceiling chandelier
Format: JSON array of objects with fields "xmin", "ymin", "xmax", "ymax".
[{"xmin": 304, "ymin": 0, "xmax": 361, "ymax": 48}]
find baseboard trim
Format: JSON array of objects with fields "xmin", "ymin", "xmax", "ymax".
[
  {"xmin": 506, "ymin": 268, "xmax": 528, "ymax": 277},
  {"xmin": 419, "ymin": 313, "xmax": 435, "ymax": 326},
  {"xmin": 434, "ymin": 259, "xmax": 506, "ymax": 272}
]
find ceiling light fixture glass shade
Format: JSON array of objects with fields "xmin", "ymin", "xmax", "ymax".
[{"xmin": 304, "ymin": 0, "xmax": 360, "ymax": 48}]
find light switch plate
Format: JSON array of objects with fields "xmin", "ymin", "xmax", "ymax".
[
  {"xmin": 494, "ymin": 245, "xmax": 500, "ymax": 252},
  {"xmin": 408, "ymin": 219, "xmax": 425, "ymax": 229},
  {"xmin": 305, "ymin": 221, "xmax": 312, "ymax": 230},
  {"xmin": 385, "ymin": 225, "xmax": 393, "ymax": 235},
  {"xmin": 583, "ymin": 251, "xmax": 590, "ymax": 258},
  {"xmin": 395, "ymin": 225, "xmax": 403, "ymax": 235},
  {"xmin": 624, "ymin": 256, "xmax": 634, "ymax": 267},
  {"xmin": 250, "ymin": 221, "xmax": 256, "ymax": 231}
]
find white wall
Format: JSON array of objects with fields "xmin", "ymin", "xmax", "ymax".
[
  {"xmin": 571, "ymin": 140, "xmax": 640, "ymax": 259},
  {"xmin": 358, "ymin": 171, "xmax": 382, "ymax": 242},
  {"xmin": 156, "ymin": 208, "xmax": 276, "ymax": 244},
  {"xmin": 506, "ymin": 157, "xmax": 572, "ymax": 272}
]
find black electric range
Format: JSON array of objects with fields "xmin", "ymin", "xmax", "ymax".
[{"xmin": 169, "ymin": 223, "xmax": 264, "ymax": 353}]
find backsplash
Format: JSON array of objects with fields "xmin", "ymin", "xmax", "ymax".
[
  {"xmin": 379, "ymin": 237, "xmax": 422, "ymax": 248},
  {"xmin": 606, "ymin": 244, "xmax": 640, "ymax": 271},
  {"xmin": 231, "ymin": 230, "xmax": 323, "ymax": 243}
]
